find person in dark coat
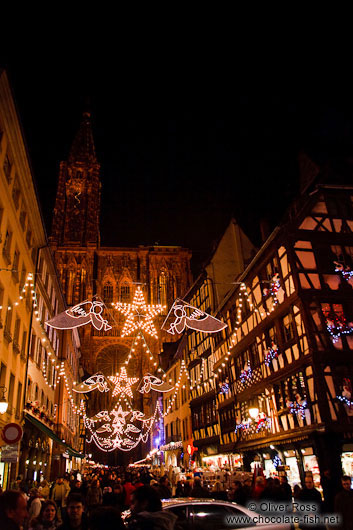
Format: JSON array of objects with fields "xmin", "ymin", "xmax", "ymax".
[
  {"xmin": 175, "ymin": 478, "xmax": 192, "ymax": 497},
  {"xmin": 190, "ymin": 477, "xmax": 209, "ymax": 498},
  {"xmin": 297, "ymin": 475, "xmax": 323, "ymax": 508},
  {"xmin": 57, "ymin": 494, "xmax": 88, "ymax": 530},
  {"xmin": 321, "ymin": 469, "xmax": 340, "ymax": 513},
  {"xmin": 280, "ymin": 476, "xmax": 292, "ymax": 501},
  {"xmin": 156, "ymin": 476, "xmax": 172, "ymax": 499},
  {"xmin": 0, "ymin": 490, "xmax": 29, "ymax": 530},
  {"xmin": 334, "ymin": 476, "xmax": 353, "ymax": 530},
  {"xmin": 126, "ymin": 486, "xmax": 177, "ymax": 530},
  {"xmin": 88, "ymin": 506, "xmax": 125, "ymax": 530}
]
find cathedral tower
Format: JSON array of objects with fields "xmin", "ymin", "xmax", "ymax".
[{"xmin": 50, "ymin": 112, "xmax": 101, "ymax": 247}]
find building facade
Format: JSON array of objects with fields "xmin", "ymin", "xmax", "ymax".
[
  {"xmin": 0, "ymin": 70, "xmax": 83, "ymax": 488},
  {"xmin": 213, "ymin": 181, "xmax": 353, "ymax": 487}
]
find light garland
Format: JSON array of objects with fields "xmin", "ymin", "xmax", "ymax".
[
  {"xmin": 289, "ymin": 399, "xmax": 307, "ymax": 419},
  {"xmin": 256, "ymin": 415, "xmax": 271, "ymax": 432},
  {"xmin": 219, "ymin": 378, "xmax": 230, "ymax": 395},
  {"xmin": 112, "ymin": 286, "xmax": 164, "ymax": 339},
  {"xmin": 264, "ymin": 342, "xmax": 279, "ymax": 366},
  {"xmin": 160, "ymin": 441, "xmax": 183, "ymax": 451},
  {"xmin": 337, "ymin": 395, "xmax": 353, "ymax": 407},
  {"xmin": 334, "ymin": 261, "xmax": 353, "ymax": 281},
  {"xmin": 109, "ymin": 367, "xmax": 139, "ymax": 399},
  {"xmin": 263, "ymin": 273, "xmax": 281, "ymax": 307},
  {"xmin": 325, "ymin": 314, "xmax": 353, "ymax": 343},
  {"xmin": 239, "ymin": 361, "xmax": 252, "ymax": 384}
]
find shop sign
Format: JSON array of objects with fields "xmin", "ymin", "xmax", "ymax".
[{"xmin": 1, "ymin": 444, "xmax": 20, "ymax": 463}]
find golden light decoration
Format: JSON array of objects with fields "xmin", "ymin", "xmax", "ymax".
[
  {"xmin": 108, "ymin": 367, "xmax": 139, "ymax": 399},
  {"xmin": 112, "ymin": 286, "xmax": 165, "ymax": 338}
]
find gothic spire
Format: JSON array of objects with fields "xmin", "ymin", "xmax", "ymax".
[{"xmin": 68, "ymin": 111, "xmax": 98, "ymax": 165}]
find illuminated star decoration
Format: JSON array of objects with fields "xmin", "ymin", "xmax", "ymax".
[
  {"xmin": 108, "ymin": 367, "xmax": 139, "ymax": 399},
  {"xmin": 112, "ymin": 286, "xmax": 164, "ymax": 339}
]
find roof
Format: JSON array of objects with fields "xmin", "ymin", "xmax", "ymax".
[{"xmin": 68, "ymin": 111, "xmax": 98, "ymax": 165}]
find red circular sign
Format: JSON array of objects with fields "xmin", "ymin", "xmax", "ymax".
[{"xmin": 2, "ymin": 423, "xmax": 23, "ymax": 444}]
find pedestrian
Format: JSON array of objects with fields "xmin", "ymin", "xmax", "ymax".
[
  {"xmin": 297, "ymin": 474, "xmax": 323, "ymax": 508},
  {"xmin": 69, "ymin": 480, "xmax": 83, "ymax": 497},
  {"xmin": 126, "ymin": 485, "xmax": 177, "ymax": 530},
  {"xmin": 51, "ymin": 478, "xmax": 70, "ymax": 519},
  {"xmin": 334, "ymin": 476, "xmax": 353, "ymax": 530},
  {"xmin": 156, "ymin": 476, "xmax": 172, "ymax": 499},
  {"xmin": 29, "ymin": 500, "xmax": 61, "ymax": 530},
  {"xmin": 86, "ymin": 479, "xmax": 103, "ymax": 513},
  {"xmin": 190, "ymin": 477, "xmax": 209, "ymax": 498},
  {"xmin": 251, "ymin": 476, "xmax": 266, "ymax": 500},
  {"xmin": 228, "ymin": 481, "xmax": 246, "ymax": 505},
  {"xmin": 175, "ymin": 478, "xmax": 191, "ymax": 497},
  {"xmin": 57, "ymin": 494, "xmax": 88, "ymax": 530},
  {"xmin": 28, "ymin": 488, "xmax": 44, "ymax": 527},
  {"xmin": 0, "ymin": 490, "xmax": 29, "ymax": 530},
  {"xmin": 123, "ymin": 474, "xmax": 136, "ymax": 509},
  {"xmin": 321, "ymin": 469, "xmax": 340, "ymax": 513},
  {"xmin": 279, "ymin": 476, "xmax": 292, "ymax": 502},
  {"xmin": 39, "ymin": 480, "xmax": 50, "ymax": 500},
  {"xmin": 88, "ymin": 506, "xmax": 124, "ymax": 530}
]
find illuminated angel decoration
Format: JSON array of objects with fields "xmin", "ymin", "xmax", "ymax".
[
  {"xmin": 162, "ymin": 299, "xmax": 227, "ymax": 335},
  {"xmin": 46, "ymin": 300, "xmax": 112, "ymax": 332},
  {"xmin": 138, "ymin": 374, "xmax": 174, "ymax": 394},
  {"xmin": 73, "ymin": 373, "xmax": 110, "ymax": 394},
  {"xmin": 84, "ymin": 406, "xmax": 157, "ymax": 452}
]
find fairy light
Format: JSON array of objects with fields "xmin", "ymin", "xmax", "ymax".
[{"xmin": 112, "ymin": 286, "xmax": 165, "ymax": 338}]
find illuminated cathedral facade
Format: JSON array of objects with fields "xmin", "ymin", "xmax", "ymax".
[{"xmin": 49, "ymin": 112, "xmax": 192, "ymax": 461}]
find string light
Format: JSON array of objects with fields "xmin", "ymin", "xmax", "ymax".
[{"xmin": 112, "ymin": 286, "xmax": 164, "ymax": 338}]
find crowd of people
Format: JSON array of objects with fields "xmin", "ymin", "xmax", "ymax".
[{"xmin": 0, "ymin": 466, "xmax": 352, "ymax": 530}]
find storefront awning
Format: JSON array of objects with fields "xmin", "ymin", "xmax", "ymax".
[{"xmin": 25, "ymin": 413, "xmax": 84, "ymax": 459}]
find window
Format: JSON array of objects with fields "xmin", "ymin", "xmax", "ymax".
[
  {"xmin": 30, "ymin": 333, "xmax": 36, "ymax": 359},
  {"xmin": 27, "ymin": 379, "xmax": 32, "ymax": 401},
  {"xmin": 21, "ymin": 330, "xmax": 27, "ymax": 356},
  {"xmin": 8, "ymin": 373, "xmax": 15, "ymax": 411},
  {"xmin": 4, "ymin": 302, "xmax": 13, "ymax": 336},
  {"xmin": 3, "ymin": 228, "xmax": 12, "ymax": 263},
  {"xmin": 120, "ymin": 283, "xmax": 130, "ymax": 303},
  {"xmin": 159, "ymin": 272, "xmax": 167, "ymax": 309},
  {"xmin": 103, "ymin": 282, "xmax": 114, "ymax": 304},
  {"xmin": 16, "ymin": 382, "xmax": 22, "ymax": 418},
  {"xmin": 3, "ymin": 153, "xmax": 12, "ymax": 182},
  {"xmin": 282, "ymin": 313, "xmax": 295, "ymax": 342},
  {"xmin": 26, "ymin": 228, "xmax": 32, "ymax": 248},
  {"xmin": 19, "ymin": 210, "xmax": 26, "ymax": 230},
  {"xmin": 13, "ymin": 316, "xmax": 20, "ymax": 350},
  {"xmin": 12, "ymin": 249, "xmax": 19, "ymax": 282},
  {"xmin": 12, "ymin": 176, "xmax": 21, "ymax": 209},
  {"xmin": 0, "ymin": 363, "xmax": 6, "ymax": 388}
]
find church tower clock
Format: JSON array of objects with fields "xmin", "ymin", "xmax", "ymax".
[{"xmin": 50, "ymin": 111, "xmax": 101, "ymax": 247}]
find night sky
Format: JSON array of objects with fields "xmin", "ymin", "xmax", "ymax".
[{"xmin": 2, "ymin": 42, "xmax": 353, "ymax": 274}]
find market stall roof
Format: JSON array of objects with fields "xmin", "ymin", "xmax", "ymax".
[{"xmin": 25, "ymin": 412, "xmax": 84, "ymax": 458}]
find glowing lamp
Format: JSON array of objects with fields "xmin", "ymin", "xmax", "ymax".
[{"xmin": 249, "ymin": 407, "xmax": 259, "ymax": 419}]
